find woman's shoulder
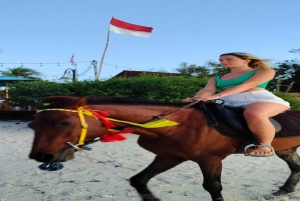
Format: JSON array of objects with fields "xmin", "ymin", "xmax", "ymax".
[
  {"xmin": 252, "ymin": 69, "xmax": 275, "ymax": 79},
  {"xmin": 255, "ymin": 68, "xmax": 275, "ymax": 74}
]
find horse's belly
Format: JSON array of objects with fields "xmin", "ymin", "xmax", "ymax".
[{"xmin": 272, "ymin": 136, "xmax": 300, "ymax": 151}]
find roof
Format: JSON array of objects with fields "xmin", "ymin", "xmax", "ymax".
[
  {"xmin": 113, "ymin": 70, "xmax": 180, "ymax": 78},
  {"xmin": 0, "ymin": 76, "xmax": 36, "ymax": 87},
  {"xmin": 0, "ymin": 76, "xmax": 36, "ymax": 81}
]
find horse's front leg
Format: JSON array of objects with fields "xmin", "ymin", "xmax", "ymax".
[
  {"xmin": 130, "ymin": 155, "xmax": 185, "ymax": 201},
  {"xmin": 197, "ymin": 157, "xmax": 224, "ymax": 201},
  {"xmin": 274, "ymin": 147, "xmax": 300, "ymax": 196}
]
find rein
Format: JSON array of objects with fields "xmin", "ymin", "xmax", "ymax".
[{"xmin": 145, "ymin": 100, "xmax": 201, "ymax": 123}]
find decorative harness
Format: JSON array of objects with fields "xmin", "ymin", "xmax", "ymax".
[
  {"xmin": 37, "ymin": 106, "xmax": 114, "ymax": 149},
  {"xmin": 36, "ymin": 105, "xmax": 184, "ymax": 150}
]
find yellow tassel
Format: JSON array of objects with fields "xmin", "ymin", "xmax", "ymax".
[
  {"xmin": 106, "ymin": 118, "xmax": 179, "ymax": 128},
  {"xmin": 142, "ymin": 119, "xmax": 179, "ymax": 128}
]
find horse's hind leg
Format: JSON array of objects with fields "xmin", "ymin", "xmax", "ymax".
[
  {"xmin": 130, "ymin": 155, "xmax": 185, "ymax": 201},
  {"xmin": 274, "ymin": 146, "xmax": 300, "ymax": 196}
]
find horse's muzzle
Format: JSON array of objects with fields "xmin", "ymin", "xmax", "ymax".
[
  {"xmin": 29, "ymin": 152, "xmax": 54, "ymax": 162},
  {"xmin": 29, "ymin": 147, "xmax": 75, "ymax": 162}
]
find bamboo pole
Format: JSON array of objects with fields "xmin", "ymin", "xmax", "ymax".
[{"xmin": 96, "ymin": 29, "xmax": 111, "ymax": 80}]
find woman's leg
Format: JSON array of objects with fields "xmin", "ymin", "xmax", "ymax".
[{"xmin": 243, "ymin": 102, "xmax": 289, "ymax": 156}]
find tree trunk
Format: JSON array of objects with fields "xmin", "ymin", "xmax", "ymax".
[
  {"xmin": 285, "ymin": 81, "xmax": 295, "ymax": 93},
  {"xmin": 276, "ymin": 78, "xmax": 282, "ymax": 92}
]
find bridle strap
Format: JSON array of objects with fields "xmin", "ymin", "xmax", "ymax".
[
  {"xmin": 77, "ymin": 109, "xmax": 88, "ymax": 145},
  {"xmin": 37, "ymin": 107, "xmax": 101, "ymax": 147}
]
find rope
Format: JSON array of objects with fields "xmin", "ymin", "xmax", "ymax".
[{"xmin": 147, "ymin": 100, "xmax": 201, "ymax": 122}]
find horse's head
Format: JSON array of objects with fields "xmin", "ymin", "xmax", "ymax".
[{"xmin": 28, "ymin": 96, "xmax": 107, "ymax": 162}]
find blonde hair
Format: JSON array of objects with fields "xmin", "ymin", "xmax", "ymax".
[{"xmin": 220, "ymin": 52, "xmax": 271, "ymax": 69}]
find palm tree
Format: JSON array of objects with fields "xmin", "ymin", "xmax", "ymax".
[{"xmin": 0, "ymin": 67, "xmax": 42, "ymax": 79}]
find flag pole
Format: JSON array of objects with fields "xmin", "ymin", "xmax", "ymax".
[{"xmin": 96, "ymin": 28, "xmax": 111, "ymax": 80}]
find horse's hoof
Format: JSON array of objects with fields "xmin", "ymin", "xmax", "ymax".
[
  {"xmin": 39, "ymin": 161, "xmax": 64, "ymax": 171},
  {"xmin": 213, "ymin": 198, "xmax": 224, "ymax": 201},
  {"xmin": 263, "ymin": 191, "xmax": 290, "ymax": 201},
  {"xmin": 272, "ymin": 190, "xmax": 288, "ymax": 196}
]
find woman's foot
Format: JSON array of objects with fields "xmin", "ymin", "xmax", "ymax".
[
  {"xmin": 245, "ymin": 143, "xmax": 275, "ymax": 157},
  {"xmin": 248, "ymin": 147, "xmax": 274, "ymax": 157}
]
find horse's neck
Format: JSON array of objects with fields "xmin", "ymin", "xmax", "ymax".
[{"xmin": 89, "ymin": 105, "xmax": 206, "ymax": 138}]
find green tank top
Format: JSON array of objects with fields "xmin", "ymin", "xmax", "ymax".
[{"xmin": 215, "ymin": 70, "xmax": 269, "ymax": 90}]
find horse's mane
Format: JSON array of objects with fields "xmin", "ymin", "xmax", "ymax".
[
  {"xmin": 86, "ymin": 96, "xmax": 187, "ymax": 107},
  {"xmin": 41, "ymin": 95, "xmax": 189, "ymax": 109}
]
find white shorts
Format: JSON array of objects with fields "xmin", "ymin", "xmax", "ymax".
[{"xmin": 215, "ymin": 90, "xmax": 290, "ymax": 108}]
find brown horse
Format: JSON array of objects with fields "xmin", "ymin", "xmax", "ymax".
[{"xmin": 28, "ymin": 96, "xmax": 300, "ymax": 201}]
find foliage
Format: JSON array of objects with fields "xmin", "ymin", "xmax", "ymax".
[
  {"xmin": 0, "ymin": 67, "xmax": 42, "ymax": 79},
  {"xmin": 175, "ymin": 61, "xmax": 230, "ymax": 78},
  {"xmin": 8, "ymin": 81, "xmax": 74, "ymax": 106},
  {"xmin": 274, "ymin": 92, "xmax": 300, "ymax": 110},
  {"xmin": 8, "ymin": 76, "xmax": 208, "ymax": 107},
  {"xmin": 100, "ymin": 75, "xmax": 208, "ymax": 102},
  {"xmin": 175, "ymin": 62, "xmax": 209, "ymax": 78},
  {"xmin": 7, "ymin": 76, "xmax": 300, "ymax": 111},
  {"xmin": 273, "ymin": 60, "xmax": 300, "ymax": 92},
  {"xmin": 206, "ymin": 61, "xmax": 230, "ymax": 76}
]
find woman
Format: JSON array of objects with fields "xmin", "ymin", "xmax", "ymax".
[{"xmin": 183, "ymin": 52, "xmax": 290, "ymax": 157}]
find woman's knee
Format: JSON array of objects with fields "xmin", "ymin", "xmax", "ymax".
[{"xmin": 243, "ymin": 110, "xmax": 266, "ymax": 120}]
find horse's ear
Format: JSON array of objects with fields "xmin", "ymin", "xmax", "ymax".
[{"xmin": 76, "ymin": 97, "xmax": 86, "ymax": 107}]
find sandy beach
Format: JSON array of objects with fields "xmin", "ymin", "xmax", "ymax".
[{"xmin": 1, "ymin": 120, "xmax": 300, "ymax": 201}]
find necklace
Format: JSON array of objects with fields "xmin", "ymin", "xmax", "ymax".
[{"xmin": 230, "ymin": 68, "xmax": 252, "ymax": 74}]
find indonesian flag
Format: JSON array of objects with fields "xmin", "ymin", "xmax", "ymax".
[
  {"xmin": 70, "ymin": 54, "xmax": 76, "ymax": 65},
  {"xmin": 109, "ymin": 17, "xmax": 153, "ymax": 38}
]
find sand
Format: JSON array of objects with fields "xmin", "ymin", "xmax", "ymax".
[{"xmin": 1, "ymin": 121, "xmax": 300, "ymax": 201}]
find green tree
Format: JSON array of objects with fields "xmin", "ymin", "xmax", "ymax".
[
  {"xmin": 274, "ymin": 60, "xmax": 300, "ymax": 92},
  {"xmin": 175, "ymin": 61, "xmax": 229, "ymax": 77},
  {"xmin": 175, "ymin": 62, "xmax": 209, "ymax": 78},
  {"xmin": 0, "ymin": 67, "xmax": 42, "ymax": 79},
  {"xmin": 206, "ymin": 61, "xmax": 230, "ymax": 76}
]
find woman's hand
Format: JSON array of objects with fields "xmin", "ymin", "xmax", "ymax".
[
  {"xmin": 201, "ymin": 94, "xmax": 222, "ymax": 101},
  {"xmin": 182, "ymin": 97, "xmax": 197, "ymax": 103},
  {"xmin": 182, "ymin": 94, "xmax": 221, "ymax": 103}
]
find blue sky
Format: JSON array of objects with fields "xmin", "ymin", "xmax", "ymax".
[{"xmin": 1, "ymin": 0, "xmax": 300, "ymax": 81}]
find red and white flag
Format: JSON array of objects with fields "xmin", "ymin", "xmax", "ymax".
[
  {"xmin": 70, "ymin": 54, "xmax": 76, "ymax": 65},
  {"xmin": 109, "ymin": 18, "xmax": 153, "ymax": 38}
]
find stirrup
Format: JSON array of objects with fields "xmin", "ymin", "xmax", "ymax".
[{"xmin": 244, "ymin": 143, "xmax": 275, "ymax": 157}]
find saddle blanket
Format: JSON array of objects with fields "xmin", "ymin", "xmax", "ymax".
[{"xmin": 200, "ymin": 103, "xmax": 300, "ymax": 139}]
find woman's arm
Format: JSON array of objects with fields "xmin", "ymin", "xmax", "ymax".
[
  {"xmin": 194, "ymin": 77, "xmax": 218, "ymax": 97},
  {"xmin": 183, "ymin": 77, "xmax": 218, "ymax": 102}
]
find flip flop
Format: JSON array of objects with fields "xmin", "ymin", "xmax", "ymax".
[{"xmin": 244, "ymin": 143, "xmax": 275, "ymax": 157}]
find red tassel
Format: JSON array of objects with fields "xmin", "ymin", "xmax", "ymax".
[
  {"xmin": 83, "ymin": 106, "xmax": 134, "ymax": 143},
  {"xmin": 101, "ymin": 134, "xmax": 127, "ymax": 142},
  {"xmin": 100, "ymin": 129, "xmax": 133, "ymax": 143}
]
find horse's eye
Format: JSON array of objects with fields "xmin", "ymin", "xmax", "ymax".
[{"xmin": 59, "ymin": 121, "xmax": 71, "ymax": 127}]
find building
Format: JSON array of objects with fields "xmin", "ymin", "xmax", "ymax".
[{"xmin": 113, "ymin": 70, "xmax": 180, "ymax": 78}]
